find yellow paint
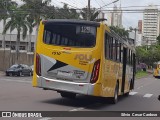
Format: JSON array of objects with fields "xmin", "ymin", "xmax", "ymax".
[
  {"xmin": 32, "ymin": 21, "xmax": 134, "ymax": 98},
  {"xmin": 153, "ymin": 63, "xmax": 160, "ymax": 77}
]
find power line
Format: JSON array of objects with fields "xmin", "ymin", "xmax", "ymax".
[
  {"xmin": 100, "ymin": 5, "xmax": 160, "ymax": 9},
  {"xmin": 94, "ymin": 0, "xmax": 102, "ymax": 8},
  {"xmin": 100, "ymin": 0, "xmax": 106, "ymax": 5}
]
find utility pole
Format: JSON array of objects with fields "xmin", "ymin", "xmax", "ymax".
[
  {"xmin": 129, "ymin": 27, "xmax": 139, "ymax": 46},
  {"xmin": 87, "ymin": 0, "xmax": 90, "ymax": 20},
  {"xmin": 134, "ymin": 28, "xmax": 137, "ymax": 46}
]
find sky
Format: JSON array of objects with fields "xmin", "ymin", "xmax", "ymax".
[
  {"xmin": 51, "ymin": 0, "xmax": 160, "ymax": 29},
  {"xmin": 1, "ymin": 0, "xmax": 160, "ymax": 34}
]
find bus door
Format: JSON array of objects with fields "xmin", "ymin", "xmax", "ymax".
[
  {"xmin": 121, "ymin": 47, "xmax": 127, "ymax": 94},
  {"xmin": 130, "ymin": 53, "xmax": 136, "ymax": 90}
]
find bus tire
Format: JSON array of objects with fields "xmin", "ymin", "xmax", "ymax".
[
  {"xmin": 111, "ymin": 83, "xmax": 119, "ymax": 104},
  {"xmin": 60, "ymin": 92, "xmax": 76, "ymax": 99}
]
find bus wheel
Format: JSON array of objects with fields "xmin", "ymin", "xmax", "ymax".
[
  {"xmin": 111, "ymin": 83, "xmax": 119, "ymax": 104},
  {"xmin": 60, "ymin": 92, "xmax": 76, "ymax": 99}
]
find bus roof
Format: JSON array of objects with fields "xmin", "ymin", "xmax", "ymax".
[{"xmin": 43, "ymin": 19, "xmax": 100, "ymax": 27}]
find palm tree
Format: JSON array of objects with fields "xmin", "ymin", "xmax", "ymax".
[
  {"xmin": 54, "ymin": 4, "xmax": 80, "ymax": 19},
  {"xmin": 3, "ymin": 7, "xmax": 31, "ymax": 62},
  {"xmin": 26, "ymin": 15, "xmax": 34, "ymax": 52},
  {"xmin": 0, "ymin": 0, "xmax": 17, "ymax": 48},
  {"xmin": 81, "ymin": 7, "xmax": 100, "ymax": 21},
  {"xmin": 21, "ymin": 0, "xmax": 51, "ymax": 29},
  {"xmin": 110, "ymin": 26, "xmax": 129, "ymax": 38}
]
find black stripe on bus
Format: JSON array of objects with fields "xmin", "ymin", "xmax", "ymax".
[{"xmin": 47, "ymin": 60, "xmax": 68, "ymax": 72}]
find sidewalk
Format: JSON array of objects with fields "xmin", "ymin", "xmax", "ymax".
[
  {"xmin": 0, "ymin": 71, "xmax": 5, "ymax": 76},
  {"xmin": 147, "ymin": 69, "xmax": 153, "ymax": 74}
]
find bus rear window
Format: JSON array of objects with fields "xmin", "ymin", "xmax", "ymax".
[{"xmin": 43, "ymin": 23, "xmax": 96, "ymax": 47}]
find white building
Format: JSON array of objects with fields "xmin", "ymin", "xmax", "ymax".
[
  {"xmin": 105, "ymin": 12, "xmax": 112, "ymax": 26},
  {"xmin": 0, "ymin": 20, "xmax": 37, "ymax": 52},
  {"xmin": 111, "ymin": 4, "xmax": 123, "ymax": 28},
  {"xmin": 129, "ymin": 31, "xmax": 142, "ymax": 46},
  {"xmin": 142, "ymin": 5, "xmax": 160, "ymax": 45}
]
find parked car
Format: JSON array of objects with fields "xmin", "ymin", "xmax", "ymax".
[
  {"xmin": 30, "ymin": 65, "xmax": 34, "ymax": 72},
  {"xmin": 6, "ymin": 64, "xmax": 33, "ymax": 76}
]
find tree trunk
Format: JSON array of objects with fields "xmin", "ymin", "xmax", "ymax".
[
  {"xmin": 28, "ymin": 33, "xmax": 32, "ymax": 52},
  {"xmin": 2, "ymin": 20, "xmax": 6, "ymax": 48},
  {"xmin": 16, "ymin": 31, "xmax": 20, "ymax": 63}
]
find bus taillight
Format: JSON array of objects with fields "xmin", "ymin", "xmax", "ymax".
[
  {"xmin": 90, "ymin": 59, "xmax": 100, "ymax": 84},
  {"xmin": 36, "ymin": 53, "xmax": 41, "ymax": 76}
]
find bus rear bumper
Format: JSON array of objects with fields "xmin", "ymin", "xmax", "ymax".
[{"xmin": 37, "ymin": 76, "xmax": 96, "ymax": 95}]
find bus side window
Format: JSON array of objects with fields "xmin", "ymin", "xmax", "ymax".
[
  {"xmin": 117, "ymin": 40, "xmax": 120, "ymax": 62},
  {"xmin": 121, "ymin": 44, "xmax": 123, "ymax": 63},
  {"xmin": 105, "ymin": 33, "xmax": 110, "ymax": 59},
  {"xmin": 119, "ymin": 43, "xmax": 123, "ymax": 62},
  {"xmin": 44, "ymin": 30, "xmax": 51, "ymax": 44},
  {"xmin": 113, "ymin": 38, "xmax": 116, "ymax": 60},
  {"xmin": 115, "ymin": 39, "xmax": 118, "ymax": 61},
  {"xmin": 110, "ymin": 37, "xmax": 113, "ymax": 59},
  {"xmin": 131, "ymin": 51, "xmax": 133, "ymax": 65},
  {"xmin": 127, "ymin": 49, "xmax": 131, "ymax": 65}
]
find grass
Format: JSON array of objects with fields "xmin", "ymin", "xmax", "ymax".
[{"xmin": 135, "ymin": 71, "xmax": 148, "ymax": 79}]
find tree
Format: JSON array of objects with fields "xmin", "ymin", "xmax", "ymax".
[
  {"xmin": 0, "ymin": 0, "xmax": 17, "ymax": 48},
  {"xmin": 21, "ymin": 0, "xmax": 51, "ymax": 29},
  {"xmin": 26, "ymin": 15, "xmax": 34, "ymax": 52},
  {"xmin": 110, "ymin": 26, "xmax": 129, "ymax": 38},
  {"xmin": 54, "ymin": 4, "xmax": 80, "ymax": 19},
  {"xmin": 157, "ymin": 34, "xmax": 160, "ymax": 45},
  {"xmin": 80, "ymin": 7, "xmax": 99, "ymax": 21},
  {"xmin": 136, "ymin": 45, "xmax": 160, "ymax": 66},
  {"xmin": 3, "ymin": 7, "xmax": 31, "ymax": 62}
]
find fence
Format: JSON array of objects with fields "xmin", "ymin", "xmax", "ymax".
[{"xmin": 0, "ymin": 49, "xmax": 34, "ymax": 71}]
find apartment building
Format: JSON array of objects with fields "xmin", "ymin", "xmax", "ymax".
[{"xmin": 142, "ymin": 5, "xmax": 160, "ymax": 45}]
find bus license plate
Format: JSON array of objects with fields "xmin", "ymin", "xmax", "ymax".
[{"xmin": 57, "ymin": 71, "xmax": 73, "ymax": 77}]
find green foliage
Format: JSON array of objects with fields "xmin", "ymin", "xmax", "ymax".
[
  {"xmin": 80, "ymin": 7, "xmax": 100, "ymax": 21},
  {"xmin": 3, "ymin": 6, "xmax": 31, "ymax": 61},
  {"xmin": 110, "ymin": 26, "xmax": 129, "ymax": 38},
  {"xmin": 135, "ymin": 71, "xmax": 148, "ymax": 79},
  {"xmin": 21, "ymin": 0, "xmax": 51, "ymax": 27},
  {"xmin": 54, "ymin": 4, "xmax": 80, "ymax": 19},
  {"xmin": 157, "ymin": 34, "xmax": 160, "ymax": 45},
  {"xmin": 136, "ymin": 45, "xmax": 160, "ymax": 66}
]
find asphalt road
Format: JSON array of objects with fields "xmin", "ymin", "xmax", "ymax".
[{"xmin": 0, "ymin": 74, "xmax": 160, "ymax": 120}]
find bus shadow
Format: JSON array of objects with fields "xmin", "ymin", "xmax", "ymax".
[{"xmin": 40, "ymin": 94, "xmax": 129, "ymax": 109}]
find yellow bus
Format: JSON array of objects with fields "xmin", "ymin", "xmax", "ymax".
[
  {"xmin": 153, "ymin": 61, "xmax": 160, "ymax": 78},
  {"xmin": 32, "ymin": 19, "xmax": 136, "ymax": 104}
]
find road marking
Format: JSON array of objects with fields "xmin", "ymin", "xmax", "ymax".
[
  {"xmin": 69, "ymin": 107, "xmax": 84, "ymax": 111},
  {"xmin": 143, "ymin": 94, "xmax": 153, "ymax": 98},
  {"xmin": 129, "ymin": 92, "xmax": 138, "ymax": 95},
  {"xmin": 137, "ymin": 86, "xmax": 143, "ymax": 90},
  {"xmin": 38, "ymin": 117, "xmax": 53, "ymax": 120}
]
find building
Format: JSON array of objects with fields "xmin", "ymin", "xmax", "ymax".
[
  {"xmin": 128, "ymin": 31, "xmax": 142, "ymax": 46},
  {"xmin": 0, "ymin": 33, "xmax": 36, "ymax": 51},
  {"xmin": 142, "ymin": 5, "xmax": 160, "ymax": 45},
  {"xmin": 0, "ymin": 20, "xmax": 36, "ymax": 52},
  {"xmin": 111, "ymin": 4, "xmax": 123, "ymax": 28},
  {"xmin": 138, "ymin": 20, "xmax": 142, "ymax": 34}
]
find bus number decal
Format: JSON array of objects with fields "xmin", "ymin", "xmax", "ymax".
[{"xmin": 52, "ymin": 52, "xmax": 61, "ymax": 55}]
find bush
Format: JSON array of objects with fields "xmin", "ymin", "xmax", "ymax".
[{"xmin": 136, "ymin": 63, "xmax": 147, "ymax": 71}]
